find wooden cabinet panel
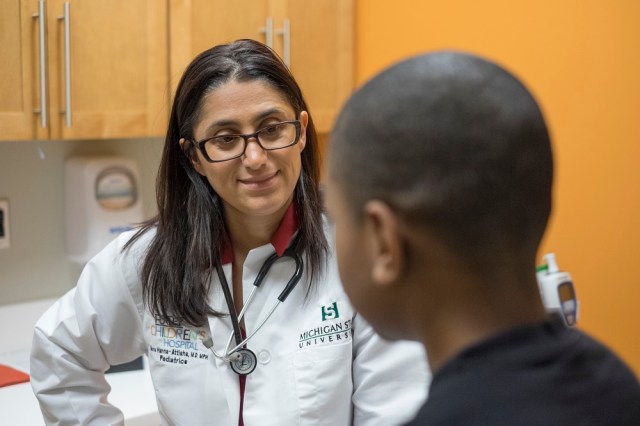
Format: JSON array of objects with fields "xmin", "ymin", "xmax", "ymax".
[
  {"xmin": 169, "ymin": 0, "xmax": 271, "ymax": 92},
  {"xmin": 0, "ymin": 0, "xmax": 169, "ymax": 141},
  {"xmin": 284, "ymin": 0, "xmax": 353, "ymax": 132},
  {"xmin": 0, "ymin": 0, "xmax": 48, "ymax": 140},
  {"xmin": 46, "ymin": 0, "xmax": 169, "ymax": 140}
]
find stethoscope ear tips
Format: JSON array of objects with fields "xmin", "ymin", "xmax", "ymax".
[
  {"xmin": 202, "ymin": 335, "xmax": 242, "ymax": 363},
  {"xmin": 228, "ymin": 352, "xmax": 242, "ymax": 362},
  {"xmin": 202, "ymin": 336, "xmax": 214, "ymax": 349}
]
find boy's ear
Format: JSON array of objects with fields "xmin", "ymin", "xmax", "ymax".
[
  {"xmin": 363, "ymin": 200, "xmax": 406, "ymax": 288},
  {"xmin": 179, "ymin": 138, "xmax": 205, "ymax": 176}
]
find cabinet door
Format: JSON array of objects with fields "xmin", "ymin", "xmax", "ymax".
[
  {"xmin": 46, "ymin": 0, "xmax": 168, "ymax": 139},
  {"xmin": 0, "ymin": 0, "xmax": 48, "ymax": 140},
  {"xmin": 167, "ymin": 0, "xmax": 353, "ymax": 134},
  {"xmin": 169, "ymin": 0, "xmax": 270, "ymax": 94},
  {"xmin": 279, "ymin": 0, "xmax": 353, "ymax": 133}
]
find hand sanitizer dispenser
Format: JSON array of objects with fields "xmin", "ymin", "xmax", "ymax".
[{"xmin": 65, "ymin": 157, "xmax": 144, "ymax": 264}]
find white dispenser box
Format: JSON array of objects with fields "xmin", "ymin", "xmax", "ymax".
[
  {"xmin": 536, "ymin": 253, "xmax": 579, "ymax": 327},
  {"xmin": 65, "ymin": 157, "xmax": 144, "ymax": 264}
]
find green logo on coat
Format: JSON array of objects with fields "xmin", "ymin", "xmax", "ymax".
[{"xmin": 321, "ymin": 302, "xmax": 339, "ymax": 321}]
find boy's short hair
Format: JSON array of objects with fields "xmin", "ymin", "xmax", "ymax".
[{"xmin": 329, "ymin": 51, "xmax": 553, "ymax": 271}]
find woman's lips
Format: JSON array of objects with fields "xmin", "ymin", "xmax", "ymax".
[{"xmin": 239, "ymin": 172, "xmax": 278, "ymax": 190}]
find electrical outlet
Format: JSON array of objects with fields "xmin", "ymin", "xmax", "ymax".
[{"xmin": 0, "ymin": 199, "xmax": 10, "ymax": 249}]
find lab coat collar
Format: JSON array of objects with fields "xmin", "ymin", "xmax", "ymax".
[{"xmin": 220, "ymin": 203, "xmax": 300, "ymax": 265}]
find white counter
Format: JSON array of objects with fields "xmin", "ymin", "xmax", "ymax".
[{"xmin": 0, "ymin": 368, "xmax": 160, "ymax": 425}]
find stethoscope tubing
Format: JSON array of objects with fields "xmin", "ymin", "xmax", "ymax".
[
  {"xmin": 212, "ymin": 233, "xmax": 304, "ymax": 361},
  {"xmin": 225, "ymin": 301, "xmax": 281, "ymax": 355}
]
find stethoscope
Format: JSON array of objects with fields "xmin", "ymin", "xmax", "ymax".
[{"xmin": 202, "ymin": 233, "xmax": 304, "ymax": 375}]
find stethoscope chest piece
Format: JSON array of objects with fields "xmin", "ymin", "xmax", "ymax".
[
  {"xmin": 209, "ymin": 232, "xmax": 304, "ymax": 376},
  {"xmin": 230, "ymin": 348, "xmax": 257, "ymax": 376}
]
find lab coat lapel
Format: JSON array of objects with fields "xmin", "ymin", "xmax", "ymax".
[
  {"xmin": 206, "ymin": 263, "xmax": 241, "ymax": 424},
  {"xmin": 241, "ymin": 246, "xmax": 288, "ymax": 342}
]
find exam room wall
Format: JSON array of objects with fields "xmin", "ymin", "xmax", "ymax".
[
  {"xmin": 0, "ymin": 138, "xmax": 163, "ymax": 304},
  {"xmin": 356, "ymin": 0, "xmax": 640, "ymax": 375}
]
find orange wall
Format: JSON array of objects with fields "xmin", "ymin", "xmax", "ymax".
[{"xmin": 356, "ymin": 0, "xmax": 640, "ymax": 375}]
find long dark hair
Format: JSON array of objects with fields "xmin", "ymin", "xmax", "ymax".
[{"xmin": 126, "ymin": 39, "xmax": 328, "ymax": 326}]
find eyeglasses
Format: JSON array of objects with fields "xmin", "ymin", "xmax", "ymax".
[{"xmin": 190, "ymin": 120, "xmax": 301, "ymax": 163}]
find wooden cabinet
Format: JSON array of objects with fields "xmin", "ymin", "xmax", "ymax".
[
  {"xmin": 1, "ymin": 0, "xmax": 352, "ymax": 141},
  {"xmin": 169, "ymin": 0, "xmax": 354, "ymax": 133},
  {"xmin": 0, "ymin": 0, "xmax": 168, "ymax": 141},
  {"xmin": 0, "ymin": 0, "xmax": 46, "ymax": 140}
]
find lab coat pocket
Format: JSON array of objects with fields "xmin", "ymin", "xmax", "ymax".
[{"xmin": 293, "ymin": 342, "xmax": 353, "ymax": 425}]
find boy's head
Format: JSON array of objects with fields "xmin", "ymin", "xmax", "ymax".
[{"xmin": 325, "ymin": 51, "xmax": 553, "ymax": 340}]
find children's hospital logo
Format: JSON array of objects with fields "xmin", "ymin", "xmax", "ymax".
[{"xmin": 149, "ymin": 315, "xmax": 210, "ymax": 365}]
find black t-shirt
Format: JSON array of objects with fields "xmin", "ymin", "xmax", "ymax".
[{"xmin": 406, "ymin": 319, "xmax": 640, "ymax": 425}]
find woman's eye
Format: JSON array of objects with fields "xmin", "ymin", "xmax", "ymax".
[
  {"xmin": 214, "ymin": 135, "xmax": 238, "ymax": 144},
  {"xmin": 262, "ymin": 124, "xmax": 279, "ymax": 135}
]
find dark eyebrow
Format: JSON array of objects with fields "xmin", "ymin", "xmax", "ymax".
[{"xmin": 202, "ymin": 108, "xmax": 290, "ymax": 135}]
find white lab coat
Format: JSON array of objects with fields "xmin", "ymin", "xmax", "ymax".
[{"xmin": 31, "ymin": 224, "xmax": 429, "ymax": 425}]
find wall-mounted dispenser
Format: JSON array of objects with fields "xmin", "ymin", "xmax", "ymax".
[{"xmin": 65, "ymin": 157, "xmax": 144, "ymax": 264}]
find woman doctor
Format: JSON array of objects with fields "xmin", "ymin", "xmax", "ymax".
[{"xmin": 30, "ymin": 39, "xmax": 429, "ymax": 425}]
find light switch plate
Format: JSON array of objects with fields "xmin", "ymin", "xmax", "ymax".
[{"xmin": 0, "ymin": 199, "xmax": 10, "ymax": 249}]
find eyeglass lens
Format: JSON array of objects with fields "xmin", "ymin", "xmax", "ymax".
[{"xmin": 203, "ymin": 121, "xmax": 298, "ymax": 162}]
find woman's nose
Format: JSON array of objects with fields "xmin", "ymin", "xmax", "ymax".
[{"xmin": 242, "ymin": 137, "xmax": 268, "ymax": 168}]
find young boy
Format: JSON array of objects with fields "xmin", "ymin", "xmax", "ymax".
[{"xmin": 325, "ymin": 51, "xmax": 640, "ymax": 425}]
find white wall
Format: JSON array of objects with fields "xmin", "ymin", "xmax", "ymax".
[{"xmin": 0, "ymin": 138, "xmax": 163, "ymax": 306}]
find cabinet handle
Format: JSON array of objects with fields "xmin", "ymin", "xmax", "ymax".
[
  {"xmin": 58, "ymin": 2, "xmax": 72, "ymax": 127},
  {"xmin": 32, "ymin": 0, "xmax": 47, "ymax": 128},
  {"xmin": 276, "ymin": 19, "xmax": 290, "ymax": 67},
  {"xmin": 258, "ymin": 17, "xmax": 273, "ymax": 48}
]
